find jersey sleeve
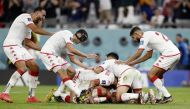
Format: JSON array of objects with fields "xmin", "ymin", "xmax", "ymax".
[
  {"xmin": 22, "ymin": 14, "xmax": 34, "ymax": 25},
  {"xmin": 138, "ymin": 35, "xmax": 151, "ymax": 50},
  {"xmin": 63, "ymin": 31, "xmax": 74, "ymax": 45}
]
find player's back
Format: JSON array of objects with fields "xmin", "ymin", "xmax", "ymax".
[
  {"xmin": 41, "ymin": 30, "xmax": 73, "ymax": 56},
  {"xmin": 102, "ymin": 59, "xmax": 133, "ymax": 78},
  {"xmin": 143, "ymin": 31, "xmax": 179, "ymax": 55},
  {"xmin": 4, "ymin": 13, "xmax": 33, "ymax": 45}
]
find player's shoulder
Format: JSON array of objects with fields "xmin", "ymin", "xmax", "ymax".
[
  {"xmin": 58, "ymin": 30, "xmax": 72, "ymax": 35},
  {"xmin": 19, "ymin": 13, "xmax": 31, "ymax": 18}
]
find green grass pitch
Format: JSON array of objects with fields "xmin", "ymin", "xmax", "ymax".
[{"xmin": 0, "ymin": 86, "xmax": 190, "ymax": 109}]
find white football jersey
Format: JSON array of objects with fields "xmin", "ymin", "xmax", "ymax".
[
  {"xmin": 99, "ymin": 59, "xmax": 133, "ymax": 78},
  {"xmin": 41, "ymin": 30, "xmax": 74, "ymax": 56},
  {"xmin": 139, "ymin": 31, "xmax": 180, "ymax": 55},
  {"xmin": 3, "ymin": 13, "xmax": 33, "ymax": 45}
]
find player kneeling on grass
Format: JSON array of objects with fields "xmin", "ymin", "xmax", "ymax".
[
  {"xmin": 92, "ymin": 52, "xmax": 156, "ymax": 104},
  {"xmin": 40, "ymin": 29, "xmax": 97, "ymax": 102}
]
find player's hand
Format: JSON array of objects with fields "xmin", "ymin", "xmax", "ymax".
[
  {"xmin": 115, "ymin": 60, "xmax": 126, "ymax": 64},
  {"xmin": 86, "ymin": 54, "xmax": 98, "ymax": 59}
]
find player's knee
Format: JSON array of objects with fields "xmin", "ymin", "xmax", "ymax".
[{"xmin": 17, "ymin": 68, "xmax": 27, "ymax": 75}]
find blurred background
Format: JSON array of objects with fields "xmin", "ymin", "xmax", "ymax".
[{"xmin": 0, "ymin": 0, "xmax": 190, "ymax": 87}]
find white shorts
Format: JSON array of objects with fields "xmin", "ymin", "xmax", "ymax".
[
  {"xmin": 40, "ymin": 52, "xmax": 71, "ymax": 73},
  {"xmin": 73, "ymin": 69, "xmax": 97, "ymax": 90},
  {"xmin": 3, "ymin": 44, "xmax": 34, "ymax": 64},
  {"xmin": 153, "ymin": 53, "xmax": 181, "ymax": 70},
  {"xmin": 96, "ymin": 70, "xmax": 115, "ymax": 86},
  {"xmin": 117, "ymin": 69, "xmax": 143, "ymax": 89}
]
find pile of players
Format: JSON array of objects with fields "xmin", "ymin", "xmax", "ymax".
[{"xmin": 0, "ymin": 7, "xmax": 180, "ymax": 104}]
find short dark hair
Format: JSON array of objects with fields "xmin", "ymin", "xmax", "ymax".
[
  {"xmin": 130, "ymin": 26, "xmax": 142, "ymax": 36},
  {"xmin": 106, "ymin": 52, "xmax": 119, "ymax": 60},
  {"xmin": 33, "ymin": 7, "xmax": 44, "ymax": 12},
  {"xmin": 75, "ymin": 29, "xmax": 88, "ymax": 42}
]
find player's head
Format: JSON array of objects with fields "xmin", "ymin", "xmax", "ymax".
[
  {"xmin": 32, "ymin": 7, "xmax": 46, "ymax": 24},
  {"xmin": 73, "ymin": 29, "xmax": 88, "ymax": 44},
  {"xmin": 106, "ymin": 52, "xmax": 119, "ymax": 60},
  {"xmin": 130, "ymin": 26, "xmax": 143, "ymax": 42}
]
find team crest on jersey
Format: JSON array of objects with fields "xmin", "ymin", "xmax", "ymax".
[
  {"xmin": 27, "ymin": 18, "xmax": 32, "ymax": 21},
  {"xmin": 140, "ymin": 40, "xmax": 144, "ymax": 45},
  {"xmin": 101, "ymin": 80, "xmax": 106, "ymax": 85}
]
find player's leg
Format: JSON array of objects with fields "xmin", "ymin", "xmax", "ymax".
[
  {"xmin": 56, "ymin": 66, "xmax": 81, "ymax": 97},
  {"xmin": 91, "ymin": 86, "xmax": 110, "ymax": 103},
  {"xmin": 0, "ymin": 61, "xmax": 27, "ymax": 103},
  {"xmin": 148, "ymin": 66, "xmax": 172, "ymax": 103},
  {"xmin": 0, "ymin": 46, "xmax": 28, "ymax": 103},
  {"xmin": 26, "ymin": 59, "xmax": 41, "ymax": 103}
]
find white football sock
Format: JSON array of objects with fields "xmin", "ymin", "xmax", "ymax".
[
  {"xmin": 153, "ymin": 78, "xmax": 171, "ymax": 97},
  {"xmin": 4, "ymin": 71, "xmax": 21, "ymax": 93},
  {"xmin": 28, "ymin": 75, "xmax": 38, "ymax": 97},
  {"xmin": 121, "ymin": 93, "xmax": 139, "ymax": 101},
  {"xmin": 64, "ymin": 80, "xmax": 81, "ymax": 97},
  {"xmin": 94, "ymin": 97, "xmax": 107, "ymax": 103}
]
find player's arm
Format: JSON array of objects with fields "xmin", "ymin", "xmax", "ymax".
[
  {"xmin": 129, "ymin": 50, "xmax": 153, "ymax": 66},
  {"xmin": 125, "ymin": 49, "xmax": 144, "ymax": 64},
  {"xmin": 66, "ymin": 43, "xmax": 97, "ymax": 59},
  {"xmin": 27, "ymin": 23, "xmax": 53, "ymax": 36},
  {"xmin": 69, "ymin": 55, "xmax": 89, "ymax": 69},
  {"xmin": 24, "ymin": 38, "xmax": 41, "ymax": 51}
]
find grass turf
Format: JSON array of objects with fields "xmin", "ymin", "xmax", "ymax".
[{"xmin": 0, "ymin": 86, "xmax": 190, "ymax": 109}]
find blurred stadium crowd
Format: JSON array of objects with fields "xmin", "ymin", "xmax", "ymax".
[{"xmin": 0, "ymin": 0, "xmax": 190, "ymax": 28}]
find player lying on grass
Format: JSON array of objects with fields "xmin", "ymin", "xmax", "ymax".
[{"xmin": 40, "ymin": 29, "xmax": 97, "ymax": 102}]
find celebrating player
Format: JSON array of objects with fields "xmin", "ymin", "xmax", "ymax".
[
  {"xmin": 118, "ymin": 26, "xmax": 181, "ymax": 103},
  {"xmin": 40, "ymin": 29, "xmax": 97, "ymax": 102},
  {"xmin": 93, "ymin": 52, "xmax": 156, "ymax": 104},
  {"xmin": 0, "ymin": 7, "xmax": 53, "ymax": 103}
]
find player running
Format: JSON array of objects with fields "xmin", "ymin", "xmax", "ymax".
[
  {"xmin": 117, "ymin": 26, "xmax": 180, "ymax": 103},
  {"xmin": 0, "ymin": 7, "xmax": 53, "ymax": 103}
]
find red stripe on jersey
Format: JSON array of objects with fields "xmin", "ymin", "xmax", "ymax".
[
  {"xmin": 161, "ymin": 53, "xmax": 181, "ymax": 57},
  {"xmin": 3, "ymin": 45, "xmax": 18, "ymax": 47},
  {"xmin": 117, "ymin": 85, "xmax": 131, "ymax": 88},
  {"xmin": 40, "ymin": 52, "xmax": 53, "ymax": 55},
  {"xmin": 153, "ymin": 65, "xmax": 166, "ymax": 71}
]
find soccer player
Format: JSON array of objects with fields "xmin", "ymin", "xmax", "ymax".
[
  {"xmin": 0, "ymin": 7, "xmax": 53, "ymax": 103},
  {"xmin": 40, "ymin": 29, "xmax": 97, "ymax": 102},
  {"xmin": 93, "ymin": 52, "xmax": 155, "ymax": 104},
  {"xmin": 119, "ymin": 26, "xmax": 181, "ymax": 103}
]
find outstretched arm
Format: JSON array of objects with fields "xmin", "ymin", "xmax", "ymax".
[
  {"xmin": 126, "ymin": 49, "xmax": 144, "ymax": 64},
  {"xmin": 69, "ymin": 55, "xmax": 89, "ymax": 69},
  {"xmin": 27, "ymin": 23, "xmax": 53, "ymax": 36},
  {"xmin": 128, "ymin": 50, "xmax": 153, "ymax": 66},
  {"xmin": 66, "ymin": 43, "xmax": 97, "ymax": 59}
]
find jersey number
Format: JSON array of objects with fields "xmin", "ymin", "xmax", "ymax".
[{"xmin": 155, "ymin": 32, "xmax": 169, "ymax": 42}]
